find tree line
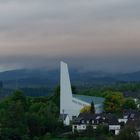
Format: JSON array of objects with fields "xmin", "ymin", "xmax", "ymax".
[{"xmin": 0, "ymin": 90, "xmax": 65, "ymax": 140}]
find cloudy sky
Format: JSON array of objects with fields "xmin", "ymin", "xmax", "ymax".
[{"xmin": 0, "ymin": 0, "xmax": 140, "ymax": 72}]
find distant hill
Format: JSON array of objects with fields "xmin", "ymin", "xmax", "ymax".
[
  {"xmin": 0, "ymin": 69, "xmax": 140, "ymax": 90},
  {"xmin": 115, "ymin": 71, "xmax": 140, "ymax": 82},
  {"xmin": 0, "ymin": 69, "xmax": 59, "ymax": 89}
]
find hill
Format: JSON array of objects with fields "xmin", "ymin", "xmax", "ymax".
[{"xmin": 0, "ymin": 69, "xmax": 140, "ymax": 90}]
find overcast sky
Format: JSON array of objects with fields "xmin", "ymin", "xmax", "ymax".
[{"xmin": 0, "ymin": 0, "xmax": 140, "ymax": 72}]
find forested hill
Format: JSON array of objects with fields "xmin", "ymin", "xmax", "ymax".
[{"xmin": 0, "ymin": 69, "xmax": 140, "ymax": 89}]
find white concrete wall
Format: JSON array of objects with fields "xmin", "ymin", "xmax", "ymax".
[
  {"xmin": 60, "ymin": 61, "xmax": 104, "ymax": 120},
  {"xmin": 60, "ymin": 61, "xmax": 73, "ymax": 115},
  {"xmin": 60, "ymin": 62, "xmax": 85, "ymax": 119}
]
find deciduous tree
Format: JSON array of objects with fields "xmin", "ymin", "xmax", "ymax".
[{"xmin": 104, "ymin": 91, "xmax": 124, "ymax": 113}]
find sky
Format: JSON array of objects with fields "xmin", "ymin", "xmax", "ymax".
[{"xmin": 0, "ymin": 0, "xmax": 140, "ymax": 72}]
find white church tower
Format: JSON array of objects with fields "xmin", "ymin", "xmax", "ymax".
[
  {"xmin": 60, "ymin": 61, "xmax": 73, "ymax": 116},
  {"xmin": 60, "ymin": 61, "xmax": 105, "ymax": 120}
]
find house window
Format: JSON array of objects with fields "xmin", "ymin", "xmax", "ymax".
[
  {"xmin": 83, "ymin": 126, "xmax": 86, "ymax": 129},
  {"xmin": 82, "ymin": 120, "xmax": 85, "ymax": 124},
  {"xmin": 87, "ymin": 120, "xmax": 89, "ymax": 124},
  {"xmin": 74, "ymin": 125, "xmax": 77, "ymax": 129},
  {"xmin": 92, "ymin": 120, "xmax": 94, "ymax": 124}
]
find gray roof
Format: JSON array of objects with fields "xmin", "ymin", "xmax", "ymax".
[
  {"xmin": 73, "ymin": 113, "xmax": 120, "ymax": 125},
  {"xmin": 73, "ymin": 94, "xmax": 105, "ymax": 105},
  {"xmin": 123, "ymin": 109, "xmax": 140, "ymax": 120}
]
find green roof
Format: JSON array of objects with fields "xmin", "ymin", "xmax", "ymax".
[{"xmin": 73, "ymin": 94, "xmax": 105, "ymax": 105}]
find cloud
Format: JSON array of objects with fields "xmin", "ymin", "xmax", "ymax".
[{"xmin": 0, "ymin": 0, "xmax": 140, "ymax": 72}]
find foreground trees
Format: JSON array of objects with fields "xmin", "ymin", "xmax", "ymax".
[
  {"xmin": 80, "ymin": 105, "xmax": 91, "ymax": 113},
  {"xmin": 0, "ymin": 89, "xmax": 139, "ymax": 140},
  {"xmin": 123, "ymin": 98, "xmax": 137, "ymax": 109},
  {"xmin": 80, "ymin": 101, "xmax": 95, "ymax": 114},
  {"xmin": 115, "ymin": 126, "xmax": 139, "ymax": 140},
  {"xmin": 0, "ymin": 91, "xmax": 28, "ymax": 140},
  {"xmin": 103, "ymin": 91, "xmax": 137, "ymax": 113},
  {"xmin": 0, "ymin": 90, "xmax": 61, "ymax": 140}
]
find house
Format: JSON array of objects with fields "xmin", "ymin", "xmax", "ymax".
[
  {"xmin": 72, "ymin": 113, "xmax": 99, "ymax": 132},
  {"xmin": 72, "ymin": 113, "xmax": 121, "ymax": 135},
  {"xmin": 118, "ymin": 110, "xmax": 140, "ymax": 125},
  {"xmin": 117, "ymin": 110, "xmax": 140, "ymax": 136},
  {"xmin": 107, "ymin": 116, "xmax": 121, "ymax": 135},
  {"xmin": 71, "ymin": 109, "xmax": 140, "ymax": 136},
  {"xmin": 59, "ymin": 114, "xmax": 70, "ymax": 126},
  {"xmin": 118, "ymin": 112, "xmax": 129, "ymax": 125}
]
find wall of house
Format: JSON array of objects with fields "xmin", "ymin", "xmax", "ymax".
[
  {"xmin": 72, "ymin": 124, "xmax": 87, "ymax": 132},
  {"xmin": 73, "ymin": 124, "xmax": 121, "ymax": 135},
  {"xmin": 64, "ymin": 116, "xmax": 70, "ymax": 126},
  {"xmin": 118, "ymin": 118, "xmax": 128, "ymax": 124},
  {"xmin": 109, "ymin": 125, "xmax": 120, "ymax": 135},
  {"xmin": 137, "ymin": 131, "xmax": 140, "ymax": 138}
]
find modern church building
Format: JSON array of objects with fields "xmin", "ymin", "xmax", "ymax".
[{"xmin": 60, "ymin": 61, "xmax": 105, "ymax": 120}]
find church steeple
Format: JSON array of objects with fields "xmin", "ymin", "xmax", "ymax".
[{"xmin": 60, "ymin": 61, "xmax": 73, "ymax": 114}]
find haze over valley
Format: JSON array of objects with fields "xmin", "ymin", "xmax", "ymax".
[{"xmin": 0, "ymin": 0, "xmax": 140, "ymax": 73}]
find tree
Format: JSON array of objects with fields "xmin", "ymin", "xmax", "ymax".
[
  {"xmin": 90, "ymin": 101, "xmax": 95, "ymax": 114},
  {"xmin": 0, "ymin": 81, "xmax": 3, "ymax": 88},
  {"xmin": 43, "ymin": 132, "xmax": 52, "ymax": 140},
  {"xmin": 27, "ymin": 100, "xmax": 59, "ymax": 137},
  {"xmin": 80, "ymin": 102, "xmax": 95, "ymax": 114},
  {"xmin": 115, "ymin": 126, "xmax": 139, "ymax": 140},
  {"xmin": 96, "ymin": 124, "xmax": 109, "ymax": 136},
  {"xmin": 53, "ymin": 86, "xmax": 60, "ymax": 107},
  {"xmin": 104, "ymin": 91, "xmax": 124, "ymax": 113},
  {"xmin": 0, "ymin": 89, "xmax": 66, "ymax": 139},
  {"xmin": 0, "ymin": 90, "xmax": 28, "ymax": 140},
  {"xmin": 80, "ymin": 105, "xmax": 91, "ymax": 113},
  {"xmin": 71, "ymin": 85, "xmax": 78, "ymax": 94},
  {"xmin": 123, "ymin": 98, "xmax": 137, "ymax": 109},
  {"xmin": 85, "ymin": 125, "xmax": 95, "ymax": 137}
]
